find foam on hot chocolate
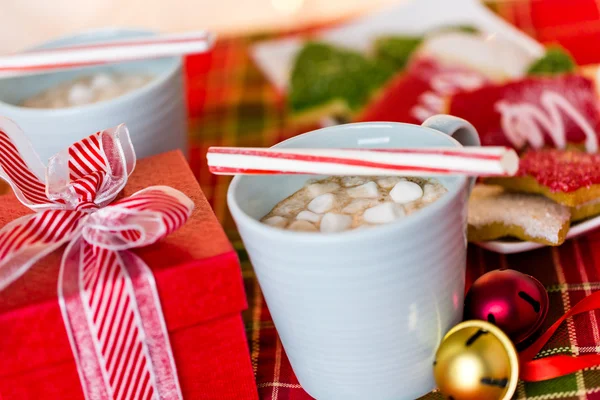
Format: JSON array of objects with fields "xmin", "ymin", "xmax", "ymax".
[{"xmin": 261, "ymin": 176, "xmax": 447, "ymax": 233}]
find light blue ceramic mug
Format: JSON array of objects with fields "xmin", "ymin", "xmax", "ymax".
[
  {"xmin": 228, "ymin": 115, "xmax": 480, "ymax": 399},
  {"xmin": 0, "ymin": 29, "xmax": 187, "ymax": 163}
]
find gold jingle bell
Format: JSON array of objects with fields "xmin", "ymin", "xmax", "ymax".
[{"xmin": 433, "ymin": 320, "xmax": 519, "ymax": 400}]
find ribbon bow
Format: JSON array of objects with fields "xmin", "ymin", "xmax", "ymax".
[{"xmin": 0, "ymin": 117, "xmax": 191, "ymax": 400}]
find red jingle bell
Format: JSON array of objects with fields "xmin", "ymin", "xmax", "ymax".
[{"xmin": 464, "ymin": 269, "xmax": 548, "ymax": 346}]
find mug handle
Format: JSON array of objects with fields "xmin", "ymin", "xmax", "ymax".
[{"xmin": 421, "ymin": 114, "xmax": 481, "ymax": 192}]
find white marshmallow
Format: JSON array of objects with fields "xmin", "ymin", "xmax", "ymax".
[
  {"xmin": 68, "ymin": 83, "xmax": 93, "ymax": 106},
  {"xmin": 377, "ymin": 177, "xmax": 404, "ymax": 189},
  {"xmin": 347, "ymin": 181, "xmax": 379, "ymax": 198},
  {"xmin": 308, "ymin": 193, "xmax": 335, "ymax": 213},
  {"xmin": 320, "ymin": 213, "xmax": 352, "ymax": 233},
  {"xmin": 363, "ymin": 202, "xmax": 405, "ymax": 224},
  {"xmin": 390, "ymin": 181, "xmax": 424, "ymax": 204},
  {"xmin": 305, "ymin": 182, "xmax": 340, "ymax": 198},
  {"xmin": 90, "ymin": 73, "xmax": 115, "ymax": 89},
  {"xmin": 342, "ymin": 199, "xmax": 379, "ymax": 214},
  {"xmin": 288, "ymin": 220, "xmax": 318, "ymax": 232},
  {"xmin": 296, "ymin": 210, "xmax": 322, "ymax": 223},
  {"xmin": 263, "ymin": 216, "xmax": 288, "ymax": 228},
  {"xmin": 341, "ymin": 176, "xmax": 367, "ymax": 187}
]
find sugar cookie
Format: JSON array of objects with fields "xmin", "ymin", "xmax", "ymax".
[{"xmin": 468, "ymin": 184, "xmax": 571, "ymax": 245}]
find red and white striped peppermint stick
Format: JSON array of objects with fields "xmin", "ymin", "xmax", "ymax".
[
  {"xmin": 0, "ymin": 31, "xmax": 214, "ymax": 78},
  {"xmin": 207, "ymin": 146, "xmax": 519, "ymax": 177},
  {"xmin": 0, "ymin": 117, "xmax": 193, "ymax": 400}
]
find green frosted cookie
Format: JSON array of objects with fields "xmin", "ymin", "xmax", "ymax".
[
  {"xmin": 288, "ymin": 42, "xmax": 392, "ymax": 123},
  {"xmin": 373, "ymin": 36, "xmax": 423, "ymax": 72},
  {"xmin": 287, "ymin": 27, "xmax": 479, "ymax": 124}
]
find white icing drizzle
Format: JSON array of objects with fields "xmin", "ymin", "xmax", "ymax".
[
  {"xmin": 410, "ymin": 71, "xmax": 486, "ymax": 122},
  {"xmin": 430, "ymin": 72, "xmax": 485, "ymax": 94},
  {"xmin": 495, "ymin": 90, "xmax": 598, "ymax": 153}
]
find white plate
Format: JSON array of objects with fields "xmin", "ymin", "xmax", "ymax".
[
  {"xmin": 250, "ymin": 0, "xmax": 544, "ymax": 92},
  {"xmin": 477, "ymin": 215, "xmax": 600, "ymax": 254}
]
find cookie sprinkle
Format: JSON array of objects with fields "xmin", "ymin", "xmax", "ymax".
[
  {"xmin": 468, "ymin": 185, "xmax": 570, "ymax": 244},
  {"xmin": 518, "ymin": 149, "xmax": 600, "ymax": 193}
]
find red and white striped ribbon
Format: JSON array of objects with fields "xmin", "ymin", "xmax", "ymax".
[{"xmin": 0, "ymin": 117, "xmax": 193, "ymax": 400}]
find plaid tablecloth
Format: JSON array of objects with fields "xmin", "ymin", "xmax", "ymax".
[{"xmin": 3, "ymin": 1, "xmax": 600, "ymax": 399}]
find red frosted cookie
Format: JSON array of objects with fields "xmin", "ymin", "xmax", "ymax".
[
  {"xmin": 448, "ymin": 74, "xmax": 600, "ymax": 153},
  {"xmin": 487, "ymin": 149, "xmax": 600, "ymax": 207},
  {"xmin": 357, "ymin": 56, "xmax": 490, "ymax": 123}
]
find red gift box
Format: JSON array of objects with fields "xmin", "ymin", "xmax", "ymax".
[{"xmin": 0, "ymin": 150, "xmax": 258, "ymax": 400}]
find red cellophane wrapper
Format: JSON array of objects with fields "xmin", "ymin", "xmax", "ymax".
[{"xmin": 0, "ymin": 150, "xmax": 258, "ymax": 400}]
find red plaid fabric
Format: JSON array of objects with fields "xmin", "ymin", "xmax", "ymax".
[{"xmin": 487, "ymin": 0, "xmax": 600, "ymax": 65}]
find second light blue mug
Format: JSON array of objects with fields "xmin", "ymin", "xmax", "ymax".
[
  {"xmin": 228, "ymin": 115, "xmax": 480, "ymax": 399},
  {"xmin": 0, "ymin": 29, "xmax": 187, "ymax": 163}
]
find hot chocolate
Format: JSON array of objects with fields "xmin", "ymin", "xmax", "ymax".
[
  {"xmin": 21, "ymin": 73, "xmax": 154, "ymax": 109},
  {"xmin": 261, "ymin": 176, "xmax": 447, "ymax": 233}
]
